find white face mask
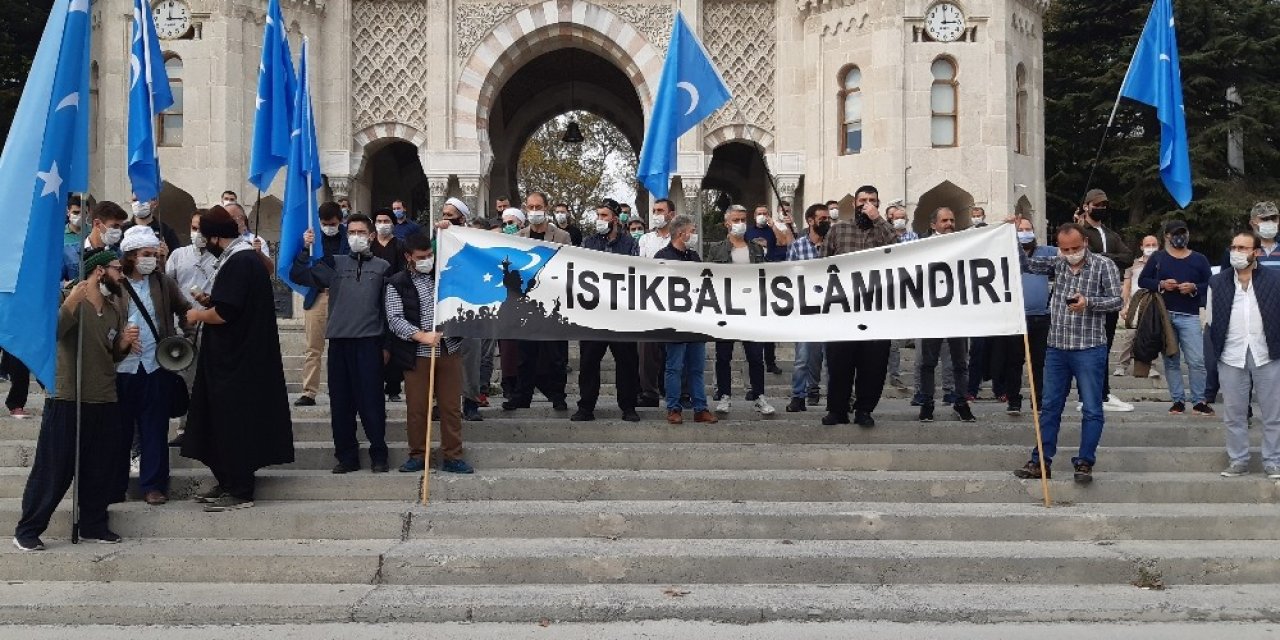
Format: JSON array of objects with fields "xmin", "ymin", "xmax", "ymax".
[
  {"xmin": 1259, "ymin": 221, "xmax": 1279, "ymax": 239},
  {"xmin": 348, "ymin": 235, "xmax": 370, "ymax": 253},
  {"xmin": 1142, "ymin": 246, "xmax": 1157, "ymax": 257},
  {"xmin": 892, "ymin": 218, "xmax": 907, "ymax": 230},
  {"xmin": 103, "ymin": 227, "xmax": 123, "ymax": 246},
  {"xmin": 528, "ymin": 212, "xmax": 547, "ymax": 225},
  {"xmin": 652, "ymin": 216, "xmax": 668, "ymax": 229},
  {"xmin": 132, "ymin": 201, "xmax": 153, "ymax": 218},
  {"xmin": 320, "ymin": 224, "xmax": 340, "ymax": 237},
  {"xmin": 729, "ymin": 222, "xmax": 747, "ymax": 237},
  {"xmin": 828, "ymin": 209, "xmax": 840, "ymax": 221},
  {"xmin": 190, "ymin": 231, "xmax": 206, "ymax": 248},
  {"xmin": 594, "ymin": 219, "xmax": 611, "ymax": 234},
  {"xmin": 755, "ymin": 214, "xmax": 769, "ymax": 227},
  {"xmin": 555, "ymin": 213, "xmax": 567, "ymax": 226},
  {"xmin": 972, "ymin": 216, "xmax": 985, "ymax": 225},
  {"xmin": 1230, "ymin": 251, "xmax": 1253, "ymax": 271},
  {"xmin": 415, "ymin": 258, "xmax": 434, "ymax": 274},
  {"xmin": 221, "ymin": 199, "xmax": 235, "ymax": 208},
  {"xmin": 375, "ymin": 223, "xmax": 393, "ymax": 236},
  {"xmin": 136, "ymin": 256, "xmax": 158, "ymax": 275},
  {"xmin": 687, "ymin": 233, "xmax": 699, "ymax": 245},
  {"xmin": 1063, "ymin": 251, "xmax": 1086, "ymax": 266},
  {"xmin": 99, "ymin": 282, "xmax": 112, "ymax": 297}
]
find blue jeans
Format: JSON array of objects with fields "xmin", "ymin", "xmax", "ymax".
[
  {"xmin": 790, "ymin": 342, "xmax": 824, "ymax": 399},
  {"xmin": 665, "ymin": 342, "xmax": 708, "ymax": 412},
  {"xmin": 1163, "ymin": 312, "xmax": 1206, "ymax": 404},
  {"xmin": 1034, "ymin": 344, "xmax": 1107, "ymax": 467}
]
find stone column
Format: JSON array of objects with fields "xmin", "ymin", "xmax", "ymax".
[
  {"xmin": 427, "ymin": 176, "xmax": 450, "ymax": 221},
  {"xmin": 458, "ymin": 176, "xmax": 481, "ymax": 220},
  {"xmin": 775, "ymin": 175, "xmax": 800, "ymax": 206},
  {"xmin": 328, "ymin": 176, "xmax": 351, "ymax": 201}
]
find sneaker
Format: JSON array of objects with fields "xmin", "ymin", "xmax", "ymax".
[
  {"xmin": 853, "ymin": 411, "xmax": 875, "ymax": 428},
  {"xmin": 889, "ymin": 375, "xmax": 906, "ymax": 390},
  {"xmin": 620, "ymin": 410, "xmax": 641, "ymax": 422},
  {"xmin": 203, "ymin": 496, "xmax": 254, "ymax": 512},
  {"xmin": 767, "ymin": 364, "xmax": 784, "ymax": 375},
  {"xmin": 1073, "ymin": 462, "xmax": 1093, "ymax": 485},
  {"xmin": 754, "ymin": 396, "xmax": 776, "ymax": 415},
  {"xmin": 1220, "ymin": 462, "xmax": 1250, "ymax": 477},
  {"xmin": 80, "ymin": 529, "xmax": 123, "ymax": 544},
  {"xmin": 693, "ymin": 410, "xmax": 718, "ymax": 424},
  {"xmin": 570, "ymin": 409, "xmax": 596, "ymax": 422},
  {"xmin": 462, "ymin": 402, "xmax": 483, "ymax": 422},
  {"xmin": 9, "ymin": 407, "xmax": 30, "ymax": 419},
  {"xmin": 370, "ymin": 461, "xmax": 389, "ymax": 474},
  {"xmin": 167, "ymin": 432, "xmax": 185, "ymax": 447},
  {"xmin": 387, "ymin": 394, "xmax": 402, "ymax": 403},
  {"xmin": 636, "ymin": 395, "xmax": 661, "ymax": 408},
  {"xmin": 785, "ymin": 397, "xmax": 807, "ymax": 413},
  {"xmin": 552, "ymin": 400, "xmax": 569, "ymax": 411},
  {"xmin": 144, "ymin": 490, "xmax": 167, "ymax": 506},
  {"xmin": 501, "ymin": 400, "xmax": 528, "ymax": 411},
  {"xmin": 476, "ymin": 393, "xmax": 490, "ymax": 407},
  {"xmin": 910, "ymin": 396, "xmax": 923, "ymax": 407},
  {"xmin": 1102, "ymin": 394, "xmax": 1134, "ymax": 412},
  {"xmin": 806, "ymin": 393, "xmax": 821, "ymax": 406},
  {"xmin": 441, "ymin": 458, "xmax": 475, "ymax": 474},
  {"xmin": 715, "ymin": 398, "xmax": 731, "ymax": 414},
  {"xmin": 194, "ymin": 485, "xmax": 226, "ymax": 503},
  {"xmin": 1265, "ymin": 466, "xmax": 1280, "ymax": 480},
  {"xmin": 942, "ymin": 393, "xmax": 957, "ymax": 405},
  {"xmin": 12, "ymin": 536, "xmax": 44, "ymax": 552},
  {"xmin": 918, "ymin": 404, "xmax": 935, "ymax": 422},
  {"xmin": 1006, "ymin": 405, "xmax": 1022, "ymax": 416},
  {"xmin": 1168, "ymin": 401, "xmax": 1186, "ymax": 415},
  {"xmin": 964, "ymin": 393, "xmax": 977, "ymax": 403},
  {"xmin": 667, "ymin": 410, "xmax": 683, "ymax": 425},
  {"xmin": 1013, "ymin": 460, "xmax": 1050, "ymax": 479},
  {"xmin": 1192, "ymin": 403, "xmax": 1215, "ymax": 417},
  {"xmin": 821, "ymin": 413, "xmax": 850, "ymax": 426},
  {"xmin": 954, "ymin": 403, "xmax": 977, "ymax": 422},
  {"xmin": 331, "ymin": 462, "xmax": 360, "ymax": 474},
  {"xmin": 293, "ymin": 395, "xmax": 316, "ymax": 407},
  {"xmin": 129, "ymin": 456, "xmax": 140, "ymax": 474},
  {"xmin": 1112, "ymin": 367, "xmax": 1126, "ymax": 377},
  {"xmin": 1148, "ymin": 370, "xmax": 1162, "ymax": 379},
  {"xmin": 398, "ymin": 458, "xmax": 425, "ymax": 473}
]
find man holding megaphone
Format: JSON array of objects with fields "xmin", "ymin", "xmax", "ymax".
[{"xmin": 114, "ymin": 226, "xmax": 195, "ymax": 506}]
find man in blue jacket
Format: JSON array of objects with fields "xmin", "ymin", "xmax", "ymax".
[
  {"xmin": 1138, "ymin": 220, "xmax": 1213, "ymax": 416},
  {"xmin": 295, "ymin": 203, "xmax": 349, "ymax": 407}
]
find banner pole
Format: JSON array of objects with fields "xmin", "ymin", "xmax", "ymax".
[
  {"xmin": 1023, "ymin": 333, "xmax": 1052, "ymax": 508},
  {"xmin": 419, "ymin": 349, "xmax": 438, "ymax": 504},
  {"xmin": 71, "ymin": 193, "xmax": 88, "ymax": 544}
]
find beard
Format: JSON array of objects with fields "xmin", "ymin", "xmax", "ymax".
[{"xmin": 102, "ymin": 277, "xmax": 124, "ymax": 297}]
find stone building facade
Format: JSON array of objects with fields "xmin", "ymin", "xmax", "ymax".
[{"xmin": 87, "ymin": 0, "xmax": 1050, "ymax": 241}]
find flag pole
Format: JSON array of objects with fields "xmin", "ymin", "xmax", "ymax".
[
  {"xmin": 420, "ymin": 206, "xmax": 441, "ymax": 505},
  {"xmin": 1080, "ymin": 39, "xmax": 1141, "ymax": 205},
  {"xmin": 1023, "ymin": 334, "xmax": 1052, "ymax": 508},
  {"xmin": 71, "ymin": 192, "xmax": 88, "ymax": 543}
]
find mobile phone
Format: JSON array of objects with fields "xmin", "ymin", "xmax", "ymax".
[{"xmin": 1067, "ymin": 295, "xmax": 1081, "ymax": 305}]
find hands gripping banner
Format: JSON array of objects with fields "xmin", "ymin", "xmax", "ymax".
[{"xmin": 437, "ymin": 224, "xmax": 1027, "ymax": 342}]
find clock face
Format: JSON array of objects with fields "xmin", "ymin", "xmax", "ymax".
[
  {"xmin": 152, "ymin": 0, "xmax": 191, "ymax": 40},
  {"xmin": 925, "ymin": 2, "xmax": 966, "ymax": 43}
]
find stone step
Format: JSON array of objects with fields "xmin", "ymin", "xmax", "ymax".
[
  {"xmin": 6, "ymin": 499, "xmax": 1277, "ymax": 542},
  {"xmin": 3, "ymin": 582, "xmax": 1278, "ymax": 626},
  {"xmin": 3, "ymin": 537, "xmax": 1277, "ymax": 585},
  {"xmin": 0, "ymin": 468, "xmax": 1269, "ymax": 503}
]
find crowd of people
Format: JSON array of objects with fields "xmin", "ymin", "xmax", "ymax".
[{"xmin": 6, "ymin": 185, "xmax": 1279, "ymax": 552}]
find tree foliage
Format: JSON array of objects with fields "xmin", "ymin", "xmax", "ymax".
[
  {"xmin": 0, "ymin": 0, "xmax": 55, "ymax": 144},
  {"xmin": 517, "ymin": 111, "xmax": 637, "ymax": 218},
  {"xmin": 1044, "ymin": 0, "xmax": 1280, "ymax": 252}
]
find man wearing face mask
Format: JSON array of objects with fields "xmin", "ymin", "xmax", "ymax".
[
  {"xmin": 619, "ymin": 203, "xmax": 633, "ymax": 225},
  {"xmin": 181, "ymin": 206, "xmax": 294, "ymax": 512},
  {"xmin": 163, "ymin": 210, "xmax": 220, "ymax": 446},
  {"xmin": 516, "ymin": 191, "xmax": 571, "ymax": 244},
  {"xmin": 504, "ymin": 192, "xmax": 571, "ymax": 412},
  {"xmin": 293, "ymin": 203, "xmax": 351, "ymax": 408},
  {"xmin": 1117, "ymin": 235, "xmax": 1163, "ymax": 378},
  {"xmin": 292, "ymin": 214, "xmax": 394, "ymax": 474},
  {"xmin": 746, "ymin": 203, "xmax": 791, "ymax": 376},
  {"xmin": 390, "ymin": 199, "xmax": 422, "ymax": 241},
  {"xmin": 65, "ymin": 201, "xmax": 128, "ymax": 281},
  {"xmin": 1233, "ymin": 202, "xmax": 1280, "ymax": 271},
  {"xmin": 114, "ymin": 227, "xmax": 194, "ymax": 506},
  {"xmin": 224, "ymin": 202, "xmax": 275, "ymax": 273},
  {"xmin": 386, "ymin": 233, "xmax": 474, "ymax": 474},
  {"xmin": 915, "ymin": 208, "xmax": 978, "ymax": 423},
  {"xmin": 635, "ymin": 198, "xmax": 678, "ymax": 407},
  {"xmin": 1011, "ymin": 222, "xmax": 1123, "ymax": 484},
  {"xmin": 968, "ymin": 206, "xmax": 988, "ymax": 228},
  {"xmin": 824, "ymin": 200, "xmax": 841, "ymax": 224},
  {"xmin": 706, "ymin": 205, "xmax": 774, "ymax": 416},
  {"xmin": 573, "ymin": 199, "xmax": 641, "ymax": 422},
  {"xmin": 439, "ymin": 198, "xmax": 488, "ymax": 421},
  {"xmin": 822, "ymin": 185, "xmax": 897, "ymax": 427},
  {"xmin": 884, "ymin": 203, "xmax": 917, "ymax": 391},
  {"xmin": 62, "ymin": 196, "xmax": 83, "ymax": 248},
  {"xmin": 993, "ymin": 217, "xmax": 1056, "ymax": 416},
  {"xmin": 887, "ymin": 204, "xmax": 918, "ymax": 244},
  {"xmin": 13, "ymin": 249, "xmax": 140, "ymax": 551},
  {"xmin": 336, "ymin": 197, "xmax": 352, "ymax": 222},
  {"xmin": 1208, "ymin": 231, "xmax": 1280, "ymax": 479},
  {"xmin": 654, "ymin": 215, "xmax": 718, "ymax": 425},
  {"xmin": 785, "ymin": 204, "xmax": 832, "ymax": 413},
  {"xmin": 501, "ymin": 208, "xmax": 526, "ymax": 235},
  {"xmin": 220, "ymin": 191, "xmax": 238, "ymax": 207},
  {"xmin": 639, "ymin": 199, "xmax": 676, "ymax": 259},
  {"xmin": 553, "ymin": 202, "xmax": 582, "ymax": 246},
  {"xmin": 1076, "ymin": 189, "xmax": 1135, "ymax": 412},
  {"xmin": 1139, "ymin": 220, "xmax": 1213, "ymax": 416},
  {"xmin": 370, "ymin": 209, "xmax": 409, "ymax": 403},
  {"xmin": 122, "ymin": 196, "xmax": 180, "ymax": 262}
]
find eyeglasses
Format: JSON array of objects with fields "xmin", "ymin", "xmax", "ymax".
[{"xmin": 1230, "ymin": 245, "xmax": 1256, "ymax": 252}]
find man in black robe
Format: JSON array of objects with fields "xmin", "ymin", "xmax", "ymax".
[{"xmin": 181, "ymin": 206, "xmax": 293, "ymax": 512}]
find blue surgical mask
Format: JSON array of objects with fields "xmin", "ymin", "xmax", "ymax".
[
  {"xmin": 620, "ymin": 213, "xmax": 630, "ymax": 223},
  {"xmin": 503, "ymin": 223, "xmax": 518, "ymax": 235},
  {"xmin": 393, "ymin": 209, "xmax": 406, "ymax": 220},
  {"xmin": 1017, "ymin": 231, "xmax": 1036, "ymax": 245}
]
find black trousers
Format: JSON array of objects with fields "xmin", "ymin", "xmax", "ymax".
[
  {"xmin": 825, "ymin": 340, "xmax": 891, "ymax": 416},
  {"xmin": 577, "ymin": 341, "xmax": 639, "ymax": 411},
  {"xmin": 764, "ymin": 342, "xmax": 777, "ymax": 367},
  {"xmin": 1102, "ymin": 311, "xmax": 1119, "ymax": 398},
  {"xmin": 637, "ymin": 343, "xmax": 666, "ymax": 401},
  {"xmin": 920, "ymin": 337, "xmax": 970, "ymax": 407},
  {"xmin": 996, "ymin": 314, "xmax": 1050, "ymax": 411},
  {"xmin": 511, "ymin": 340, "xmax": 568, "ymax": 405},
  {"xmin": 15, "ymin": 399, "xmax": 122, "ymax": 540},
  {"xmin": 383, "ymin": 363, "xmax": 403, "ymax": 398},
  {"xmin": 715, "ymin": 341, "xmax": 765, "ymax": 400},
  {"xmin": 2, "ymin": 351, "xmax": 30, "ymax": 411},
  {"xmin": 212, "ymin": 466, "xmax": 256, "ymax": 500},
  {"xmin": 328, "ymin": 337, "xmax": 387, "ymax": 468}
]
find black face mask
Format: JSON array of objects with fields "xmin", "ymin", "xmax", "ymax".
[
  {"xmin": 1170, "ymin": 234, "xmax": 1189, "ymax": 249},
  {"xmin": 855, "ymin": 206, "xmax": 873, "ymax": 230},
  {"xmin": 814, "ymin": 221, "xmax": 832, "ymax": 237},
  {"xmin": 1090, "ymin": 208, "xmax": 1109, "ymax": 221},
  {"xmin": 207, "ymin": 240, "xmax": 224, "ymax": 258}
]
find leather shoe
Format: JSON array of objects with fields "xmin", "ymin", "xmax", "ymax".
[
  {"xmin": 667, "ymin": 410, "xmax": 683, "ymax": 424},
  {"xmin": 636, "ymin": 395, "xmax": 660, "ymax": 408},
  {"xmin": 371, "ymin": 461, "xmax": 389, "ymax": 473},
  {"xmin": 821, "ymin": 412, "xmax": 850, "ymax": 426},
  {"xmin": 785, "ymin": 397, "xmax": 807, "ymax": 412},
  {"xmin": 552, "ymin": 400, "xmax": 569, "ymax": 411},
  {"xmin": 293, "ymin": 395, "xmax": 316, "ymax": 407},
  {"xmin": 331, "ymin": 462, "xmax": 360, "ymax": 474},
  {"xmin": 853, "ymin": 411, "xmax": 875, "ymax": 428},
  {"xmin": 570, "ymin": 410, "xmax": 596, "ymax": 422},
  {"xmin": 144, "ymin": 490, "xmax": 167, "ymax": 505},
  {"xmin": 621, "ymin": 410, "xmax": 641, "ymax": 422},
  {"xmin": 693, "ymin": 410, "xmax": 718, "ymax": 424}
]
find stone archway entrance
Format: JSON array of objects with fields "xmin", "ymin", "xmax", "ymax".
[{"xmin": 366, "ymin": 140, "xmax": 430, "ymax": 221}]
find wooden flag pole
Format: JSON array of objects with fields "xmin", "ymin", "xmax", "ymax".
[
  {"xmin": 419, "ymin": 348, "xmax": 439, "ymax": 504},
  {"xmin": 1023, "ymin": 334, "xmax": 1052, "ymax": 508}
]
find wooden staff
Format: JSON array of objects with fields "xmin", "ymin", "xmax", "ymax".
[
  {"xmin": 1023, "ymin": 334, "xmax": 1052, "ymax": 508},
  {"xmin": 419, "ymin": 346, "xmax": 439, "ymax": 504}
]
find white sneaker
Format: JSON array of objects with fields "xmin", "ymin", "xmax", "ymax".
[
  {"xmin": 1102, "ymin": 394, "xmax": 1135, "ymax": 412},
  {"xmin": 1148, "ymin": 370, "xmax": 1162, "ymax": 379},
  {"xmin": 753, "ymin": 396, "xmax": 775, "ymax": 415},
  {"xmin": 715, "ymin": 398, "xmax": 731, "ymax": 414},
  {"xmin": 1075, "ymin": 402, "xmax": 1083, "ymax": 412},
  {"xmin": 1112, "ymin": 367, "xmax": 1126, "ymax": 377},
  {"xmin": 129, "ymin": 455, "xmax": 140, "ymax": 474}
]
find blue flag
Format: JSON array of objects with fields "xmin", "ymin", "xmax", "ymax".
[
  {"xmin": 278, "ymin": 37, "xmax": 321, "ymax": 296},
  {"xmin": 126, "ymin": 0, "xmax": 172, "ymax": 202},
  {"xmin": 0, "ymin": 0, "xmax": 91, "ymax": 388},
  {"xmin": 1120, "ymin": 0, "xmax": 1192, "ymax": 208},
  {"xmin": 439, "ymin": 243, "xmax": 560, "ymax": 307},
  {"xmin": 248, "ymin": 0, "xmax": 297, "ymax": 192},
  {"xmin": 636, "ymin": 11, "xmax": 731, "ymax": 199}
]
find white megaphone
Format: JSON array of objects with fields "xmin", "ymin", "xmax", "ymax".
[{"xmin": 157, "ymin": 336, "xmax": 197, "ymax": 372}]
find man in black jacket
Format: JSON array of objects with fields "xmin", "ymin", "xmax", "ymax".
[
  {"xmin": 1077, "ymin": 189, "xmax": 1135, "ymax": 412},
  {"xmin": 654, "ymin": 215, "xmax": 718, "ymax": 426}
]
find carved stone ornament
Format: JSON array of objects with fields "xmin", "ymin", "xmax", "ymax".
[
  {"xmin": 603, "ymin": 3, "xmax": 673, "ymax": 53},
  {"xmin": 702, "ymin": 0, "xmax": 776, "ymax": 134},
  {"xmin": 455, "ymin": 2, "xmax": 523, "ymax": 59},
  {"xmin": 328, "ymin": 176, "xmax": 352, "ymax": 198},
  {"xmin": 351, "ymin": 0, "xmax": 433, "ymax": 134}
]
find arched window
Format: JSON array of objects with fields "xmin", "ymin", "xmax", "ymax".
[
  {"xmin": 158, "ymin": 53, "xmax": 183, "ymax": 146},
  {"xmin": 839, "ymin": 66, "xmax": 863, "ymax": 154},
  {"xmin": 1015, "ymin": 64, "xmax": 1028, "ymax": 155},
  {"xmin": 930, "ymin": 57, "xmax": 957, "ymax": 147}
]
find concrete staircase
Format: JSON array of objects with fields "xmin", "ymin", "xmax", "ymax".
[{"xmin": 1, "ymin": 326, "xmax": 1278, "ymax": 626}]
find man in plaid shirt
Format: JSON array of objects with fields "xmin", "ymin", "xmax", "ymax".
[
  {"xmin": 1013, "ymin": 222, "xmax": 1123, "ymax": 485},
  {"xmin": 785, "ymin": 204, "xmax": 832, "ymax": 413}
]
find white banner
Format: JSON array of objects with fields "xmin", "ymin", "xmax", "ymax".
[{"xmin": 436, "ymin": 224, "xmax": 1027, "ymax": 342}]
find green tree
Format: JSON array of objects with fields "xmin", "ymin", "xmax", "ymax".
[
  {"xmin": 517, "ymin": 111, "xmax": 637, "ymax": 217},
  {"xmin": 0, "ymin": 0, "xmax": 55, "ymax": 143},
  {"xmin": 1044, "ymin": 0, "xmax": 1280, "ymax": 254}
]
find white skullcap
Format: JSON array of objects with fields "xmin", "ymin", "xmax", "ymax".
[
  {"xmin": 445, "ymin": 197, "xmax": 471, "ymax": 221},
  {"xmin": 120, "ymin": 225, "xmax": 161, "ymax": 253},
  {"xmin": 502, "ymin": 207, "xmax": 526, "ymax": 224}
]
